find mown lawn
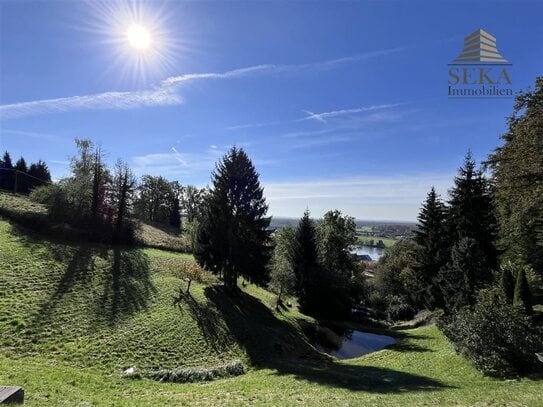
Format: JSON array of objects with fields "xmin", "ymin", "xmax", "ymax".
[{"xmin": 1, "ymin": 216, "xmax": 542, "ymax": 406}]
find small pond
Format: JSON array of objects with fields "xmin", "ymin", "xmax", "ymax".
[{"xmin": 315, "ymin": 329, "xmax": 397, "ymax": 359}]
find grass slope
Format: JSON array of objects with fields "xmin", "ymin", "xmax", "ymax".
[
  {"xmin": 1, "ymin": 217, "xmax": 542, "ymax": 406},
  {"xmin": 0, "ymin": 191, "xmax": 187, "ymax": 251}
]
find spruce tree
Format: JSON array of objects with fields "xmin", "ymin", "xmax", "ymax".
[
  {"xmin": 498, "ymin": 262, "xmax": 515, "ymax": 303},
  {"xmin": 513, "ymin": 267, "xmax": 533, "ymax": 315},
  {"xmin": 15, "ymin": 157, "xmax": 28, "ymax": 193},
  {"xmin": 0, "ymin": 151, "xmax": 13, "ymax": 191},
  {"xmin": 28, "ymin": 160, "xmax": 51, "ymax": 190},
  {"xmin": 195, "ymin": 147, "xmax": 271, "ymax": 288},
  {"xmin": 439, "ymin": 237, "xmax": 485, "ymax": 313},
  {"xmin": 413, "ymin": 187, "xmax": 448, "ymax": 309},
  {"xmin": 293, "ymin": 210, "xmax": 322, "ymax": 315},
  {"xmin": 448, "ymin": 152, "xmax": 498, "ymax": 282}
]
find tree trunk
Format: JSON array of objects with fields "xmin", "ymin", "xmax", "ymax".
[{"xmin": 276, "ymin": 285, "xmax": 283, "ymax": 310}]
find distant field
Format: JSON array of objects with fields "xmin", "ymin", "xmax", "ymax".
[
  {"xmin": 1, "ymin": 216, "xmax": 542, "ymax": 406},
  {"xmin": 358, "ymin": 226, "xmax": 373, "ymax": 232},
  {"xmin": 357, "ymin": 236, "xmax": 397, "ymax": 248}
]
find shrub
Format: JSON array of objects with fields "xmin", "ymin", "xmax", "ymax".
[
  {"xmin": 146, "ymin": 360, "xmax": 246, "ymax": 383},
  {"xmin": 385, "ymin": 295, "xmax": 416, "ymax": 321},
  {"xmin": 441, "ymin": 288, "xmax": 541, "ymax": 377}
]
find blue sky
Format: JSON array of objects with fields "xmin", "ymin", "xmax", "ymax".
[{"xmin": 1, "ymin": 1, "xmax": 542, "ymax": 221}]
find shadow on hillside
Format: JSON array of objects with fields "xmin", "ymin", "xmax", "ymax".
[
  {"xmin": 175, "ymin": 291, "xmax": 232, "ymax": 352},
  {"xmin": 30, "ymin": 245, "xmax": 98, "ymax": 330},
  {"xmin": 97, "ymin": 247, "xmax": 156, "ymax": 325},
  {"xmin": 204, "ymin": 286, "xmax": 451, "ymax": 393},
  {"xmin": 28, "ymin": 241, "xmax": 155, "ymax": 332}
]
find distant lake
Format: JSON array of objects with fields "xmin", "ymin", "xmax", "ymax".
[{"xmin": 350, "ymin": 245, "xmax": 385, "ymax": 261}]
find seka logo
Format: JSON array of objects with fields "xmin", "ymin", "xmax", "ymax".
[{"xmin": 448, "ymin": 28, "xmax": 513, "ymax": 98}]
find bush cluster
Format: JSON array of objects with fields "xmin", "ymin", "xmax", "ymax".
[
  {"xmin": 440, "ymin": 289, "xmax": 541, "ymax": 377},
  {"xmin": 385, "ymin": 295, "xmax": 416, "ymax": 322},
  {"xmin": 146, "ymin": 360, "xmax": 246, "ymax": 383}
]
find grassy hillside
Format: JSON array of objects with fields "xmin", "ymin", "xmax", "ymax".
[
  {"xmin": 1, "ymin": 216, "xmax": 542, "ymax": 406},
  {"xmin": 0, "ymin": 191, "xmax": 188, "ymax": 251}
]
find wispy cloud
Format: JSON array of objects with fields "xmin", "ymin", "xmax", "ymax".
[
  {"xmin": 0, "ymin": 46, "xmax": 404, "ymax": 120},
  {"xmin": 0, "ymin": 86, "xmax": 181, "ymax": 120},
  {"xmin": 302, "ymin": 104, "xmax": 403, "ymax": 123},
  {"xmin": 131, "ymin": 147, "xmax": 226, "ymax": 178},
  {"xmin": 0, "ymin": 128, "xmax": 62, "ymax": 141},
  {"xmin": 228, "ymin": 103, "xmax": 403, "ymax": 130}
]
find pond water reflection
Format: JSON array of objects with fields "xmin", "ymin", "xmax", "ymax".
[
  {"xmin": 350, "ymin": 245, "xmax": 385, "ymax": 261},
  {"xmin": 316, "ymin": 329, "xmax": 397, "ymax": 359}
]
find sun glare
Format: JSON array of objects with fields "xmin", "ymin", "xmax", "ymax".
[
  {"xmin": 83, "ymin": 0, "xmax": 192, "ymax": 84},
  {"xmin": 127, "ymin": 24, "xmax": 151, "ymax": 50}
]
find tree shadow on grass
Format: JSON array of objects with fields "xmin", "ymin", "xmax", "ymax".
[
  {"xmin": 96, "ymin": 246, "xmax": 156, "ymax": 326},
  {"xmin": 174, "ymin": 290, "xmax": 232, "ymax": 353},
  {"xmin": 203, "ymin": 285, "xmax": 452, "ymax": 393},
  {"xmin": 27, "ymin": 241, "xmax": 155, "ymax": 332},
  {"xmin": 29, "ymin": 245, "xmax": 98, "ymax": 332}
]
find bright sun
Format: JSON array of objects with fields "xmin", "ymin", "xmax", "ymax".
[{"xmin": 126, "ymin": 24, "xmax": 151, "ymax": 50}]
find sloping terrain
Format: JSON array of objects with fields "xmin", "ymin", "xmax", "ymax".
[{"xmin": 0, "ymin": 215, "xmax": 542, "ymax": 406}]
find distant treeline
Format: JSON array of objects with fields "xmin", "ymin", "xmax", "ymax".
[{"xmin": 0, "ymin": 151, "xmax": 51, "ymax": 193}]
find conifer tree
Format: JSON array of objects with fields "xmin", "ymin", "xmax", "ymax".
[
  {"xmin": 439, "ymin": 237, "xmax": 485, "ymax": 312},
  {"xmin": 413, "ymin": 187, "xmax": 448, "ymax": 308},
  {"xmin": 195, "ymin": 147, "xmax": 271, "ymax": 288},
  {"xmin": 15, "ymin": 157, "xmax": 28, "ymax": 193},
  {"xmin": 448, "ymin": 152, "xmax": 498, "ymax": 281},
  {"xmin": 498, "ymin": 262, "xmax": 515, "ymax": 303},
  {"xmin": 28, "ymin": 160, "xmax": 51, "ymax": 189},
  {"xmin": 293, "ymin": 210, "xmax": 322, "ymax": 314},
  {"xmin": 513, "ymin": 267, "xmax": 533, "ymax": 315},
  {"xmin": 0, "ymin": 151, "xmax": 14, "ymax": 191}
]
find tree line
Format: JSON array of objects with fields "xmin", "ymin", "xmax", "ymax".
[
  {"xmin": 0, "ymin": 151, "xmax": 51, "ymax": 193},
  {"xmin": 189, "ymin": 147, "xmax": 362, "ymax": 318},
  {"xmin": 371, "ymin": 77, "xmax": 543, "ymax": 377},
  {"xmin": 27, "ymin": 139, "xmax": 207, "ymax": 244}
]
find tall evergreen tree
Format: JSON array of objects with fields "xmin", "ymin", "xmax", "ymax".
[
  {"xmin": 498, "ymin": 262, "xmax": 515, "ymax": 303},
  {"xmin": 195, "ymin": 147, "xmax": 271, "ymax": 288},
  {"xmin": 413, "ymin": 187, "xmax": 449, "ymax": 309},
  {"xmin": 0, "ymin": 151, "xmax": 14, "ymax": 191},
  {"xmin": 513, "ymin": 267, "xmax": 533, "ymax": 315},
  {"xmin": 28, "ymin": 160, "xmax": 51, "ymax": 190},
  {"xmin": 488, "ymin": 77, "xmax": 543, "ymax": 276},
  {"xmin": 14, "ymin": 157, "xmax": 28, "ymax": 193},
  {"xmin": 448, "ymin": 152, "xmax": 498, "ymax": 280},
  {"xmin": 293, "ymin": 210, "xmax": 322, "ymax": 314},
  {"xmin": 439, "ymin": 237, "xmax": 485, "ymax": 313}
]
